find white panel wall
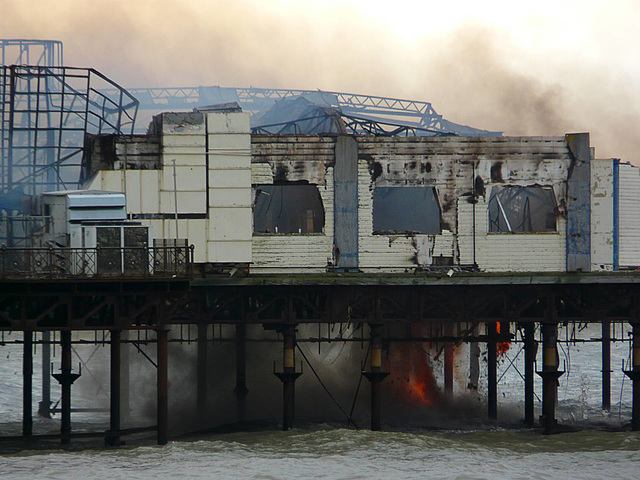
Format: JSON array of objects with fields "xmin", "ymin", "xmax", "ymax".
[
  {"xmin": 457, "ymin": 197, "xmax": 565, "ymax": 272},
  {"xmin": 160, "ymin": 115, "xmax": 207, "ymax": 215},
  {"xmin": 619, "ymin": 163, "xmax": 640, "ymax": 268},
  {"xmin": 590, "ymin": 159, "xmax": 614, "ymax": 271},
  {"xmin": 206, "ymin": 112, "xmax": 252, "ymax": 263}
]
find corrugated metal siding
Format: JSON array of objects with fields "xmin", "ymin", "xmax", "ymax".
[
  {"xmin": 590, "ymin": 159, "xmax": 614, "ymax": 271},
  {"xmin": 618, "ymin": 163, "xmax": 640, "ymax": 268}
]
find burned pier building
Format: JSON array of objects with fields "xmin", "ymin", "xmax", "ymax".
[{"xmin": 3, "ymin": 39, "xmax": 640, "ymax": 447}]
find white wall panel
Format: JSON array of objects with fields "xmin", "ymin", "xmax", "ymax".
[{"xmin": 590, "ymin": 159, "xmax": 614, "ymax": 270}]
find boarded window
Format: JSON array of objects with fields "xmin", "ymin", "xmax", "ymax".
[
  {"xmin": 373, "ymin": 187, "xmax": 441, "ymax": 234},
  {"xmin": 253, "ymin": 184, "xmax": 324, "ymax": 234},
  {"xmin": 488, "ymin": 185, "xmax": 557, "ymax": 233}
]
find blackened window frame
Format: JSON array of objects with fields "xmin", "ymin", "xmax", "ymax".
[
  {"xmin": 372, "ymin": 186, "xmax": 442, "ymax": 235},
  {"xmin": 253, "ymin": 182, "xmax": 325, "ymax": 235},
  {"xmin": 487, "ymin": 185, "xmax": 558, "ymax": 234}
]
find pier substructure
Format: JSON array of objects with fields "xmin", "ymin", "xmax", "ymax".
[
  {"xmin": 444, "ymin": 324, "xmax": 454, "ymax": 396},
  {"xmin": 275, "ymin": 324, "xmax": 301, "ymax": 430},
  {"xmin": 602, "ymin": 321, "xmax": 611, "ymax": 411},
  {"xmin": 487, "ymin": 322, "xmax": 498, "ymax": 420},
  {"xmin": 106, "ymin": 330, "xmax": 121, "ymax": 446},
  {"xmin": 52, "ymin": 331, "xmax": 80, "ymax": 445},
  {"xmin": 537, "ymin": 322, "xmax": 563, "ymax": 433},
  {"xmin": 624, "ymin": 322, "xmax": 640, "ymax": 430},
  {"xmin": 22, "ymin": 331, "xmax": 32, "ymax": 436},
  {"xmin": 197, "ymin": 323, "xmax": 208, "ymax": 421},
  {"xmin": 522, "ymin": 322, "xmax": 536, "ymax": 425},
  {"xmin": 363, "ymin": 323, "xmax": 389, "ymax": 431},
  {"xmin": 235, "ymin": 324, "xmax": 248, "ymax": 422},
  {"xmin": 157, "ymin": 329, "xmax": 169, "ymax": 445},
  {"xmin": 38, "ymin": 331, "xmax": 51, "ymax": 418}
]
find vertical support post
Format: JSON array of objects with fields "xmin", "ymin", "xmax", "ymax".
[
  {"xmin": 282, "ymin": 324, "xmax": 296, "ymax": 431},
  {"xmin": 487, "ymin": 322, "xmax": 498, "ymax": 420},
  {"xmin": 121, "ymin": 330, "xmax": 130, "ymax": 424},
  {"xmin": 235, "ymin": 323, "xmax": 248, "ymax": 423},
  {"xmin": 363, "ymin": 323, "xmax": 388, "ymax": 431},
  {"xmin": 107, "ymin": 330, "xmax": 121, "ymax": 446},
  {"xmin": 38, "ymin": 330, "xmax": 51, "ymax": 418},
  {"xmin": 468, "ymin": 324, "xmax": 480, "ymax": 391},
  {"xmin": 156, "ymin": 329, "xmax": 169, "ymax": 445},
  {"xmin": 537, "ymin": 322, "xmax": 563, "ymax": 433},
  {"xmin": 624, "ymin": 322, "xmax": 640, "ymax": 430},
  {"xmin": 523, "ymin": 322, "xmax": 536, "ymax": 425},
  {"xmin": 23, "ymin": 331, "xmax": 33, "ymax": 436},
  {"xmin": 60, "ymin": 331, "xmax": 72, "ymax": 445},
  {"xmin": 602, "ymin": 321, "xmax": 611, "ymax": 411},
  {"xmin": 444, "ymin": 324, "xmax": 454, "ymax": 396},
  {"xmin": 197, "ymin": 323, "xmax": 208, "ymax": 421}
]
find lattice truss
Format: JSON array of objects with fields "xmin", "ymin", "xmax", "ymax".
[
  {"xmin": 118, "ymin": 86, "xmax": 501, "ymax": 137},
  {"xmin": 0, "ymin": 40, "xmax": 138, "ymax": 210}
]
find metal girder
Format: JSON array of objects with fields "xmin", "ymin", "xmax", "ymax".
[{"xmin": 117, "ymin": 85, "xmax": 500, "ymax": 137}]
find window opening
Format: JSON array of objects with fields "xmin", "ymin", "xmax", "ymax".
[
  {"xmin": 253, "ymin": 184, "xmax": 324, "ymax": 234},
  {"xmin": 488, "ymin": 185, "xmax": 557, "ymax": 233},
  {"xmin": 372, "ymin": 187, "xmax": 441, "ymax": 234}
]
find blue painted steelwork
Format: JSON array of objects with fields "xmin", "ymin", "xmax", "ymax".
[
  {"xmin": 333, "ymin": 136, "xmax": 359, "ymax": 271},
  {"xmin": 613, "ymin": 159, "xmax": 620, "ymax": 271},
  {"xmin": 1, "ymin": 41, "xmax": 138, "ymax": 245},
  {"xmin": 565, "ymin": 133, "xmax": 592, "ymax": 272},
  {"xmin": 118, "ymin": 86, "xmax": 501, "ymax": 137},
  {"xmin": 0, "ymin": 40, "xmax": 63, "ymax": 68}
]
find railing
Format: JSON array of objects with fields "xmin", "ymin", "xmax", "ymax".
[{"xmin": 0, "ymin": 244, "xmax": 194, "ymax": 279}]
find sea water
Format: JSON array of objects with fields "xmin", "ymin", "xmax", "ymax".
[{"xmin": 0, "ymin": 325, "xmax": 639, "ymax": 479}]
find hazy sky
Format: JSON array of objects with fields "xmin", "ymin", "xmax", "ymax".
[{"xmin": 3, "ymin": 0, "xmax": 639, "ymax": 162}]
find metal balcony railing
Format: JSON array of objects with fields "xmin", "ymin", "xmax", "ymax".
[{"xmin": 0, "ymin": 244, "xmax": 194, "ymax": 279}]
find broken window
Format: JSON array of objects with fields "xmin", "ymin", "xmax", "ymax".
[
  {"xmin": 372, "ymin": 187, "xmax": 441, "ymax": 234},
  {"xmin": 488, "ymin": 185, "xmax": 557, "ymax": 233},
  {"xmin": 253, "ymin": 184, "xmax": 324, "ymax": 234}
]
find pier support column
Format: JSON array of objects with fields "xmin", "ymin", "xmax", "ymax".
[
  {"xmin": 156, "ymin": 329, "xmax": 169, "ymax": 445},
  {"xmin": 52, "ymin": 331, "xmax": 80, "ymax": 445},
  {"xmin": 602, "ymin": 321, "xmax": 611, "ymax": 411},
  {"xmin": 363, "ymin": 324, "xmax": 389, "ymax": 431},
  {"xmin": 536, "ymin": 322, "xmax": 564, "ymax": 433},
  {"xmin": 487, "ymin": 322, "xmax": 498, "ymax": 420},
  {"xmin": 121, "ymin": 330, "xmax": 130, "ymax": 424},
  {"xmin": 624, "ymin": 322, "xmax": 640, "ymax": 430},
  {"xmin": 275, "ymin": 324, "xmax": 300, "ymax": 431},
  {"xmin": 444, "ymin": 324, "xmax": 454, "ymax": 396},
  {"xmin": 523, "ymin": 322, "xmax": 536, "ymax": 425},
  {"xmin": 106, "ymin": 330, "xmax": 121, "ymax": 446},
  {"xmin": 23, "ymin": 331, "xmax": 33, "ymax": 436},
  {"xmin": 468, "ymin": 324, "xmax": 480, "ymax": 391},
  {"xmin": 235, "ymin": 324, "xmax": 248, "ymax": 423},
  {"xmin": 197, "ymin": 323, "xmax": 208, "ymax": 421},
  {"xmin": 38, "ymin": 331, "xmax": 51, "ymax": 418}
]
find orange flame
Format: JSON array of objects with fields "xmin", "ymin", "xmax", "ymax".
[
  {"xmin": 496, "ymin": 322, "xmax": 510, "ymax": 357},
  {"xmin": 389, "ymin": 343, "xmax": 441, "ymax": 407}
]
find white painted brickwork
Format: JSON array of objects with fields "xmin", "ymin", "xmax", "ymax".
[
  {"xmin": 458, "ymin": 198, "xmax": 565, "ymax": 272},
  {"xmin": 250, "ymin": 168, "xmax": 334, "ymax": 273}
]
